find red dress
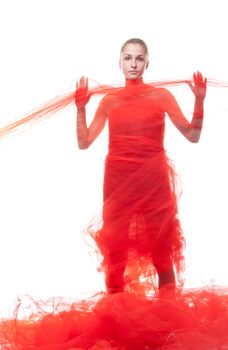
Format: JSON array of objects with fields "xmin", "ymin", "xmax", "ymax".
[{"xmin": 90, "ymin": 82, "xmax": 185, "ymax": 294}]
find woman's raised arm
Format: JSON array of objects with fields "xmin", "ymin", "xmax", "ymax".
[
  {"xmin": 75, "ymin": 76, "xmax": 108, "ymax": 149},
  {"xmin": 163, "ymin": 71, "xmax": 207, "ymax": 143}
]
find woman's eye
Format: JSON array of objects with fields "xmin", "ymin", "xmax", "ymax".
[{"xmin": 123, "ymin": 56, "xmax": 145, "ymax": 61}]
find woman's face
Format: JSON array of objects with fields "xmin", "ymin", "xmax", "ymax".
[{"xmin": 119, "ymin": 43, "xmax": 149, "ymax": 80}]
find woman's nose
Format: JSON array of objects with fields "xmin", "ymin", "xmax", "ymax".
[{"xmin": 131, "ymin": 60, "xmax": 137, "ymax": 68}]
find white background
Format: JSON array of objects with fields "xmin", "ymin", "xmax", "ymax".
[{"xmin": 0, "ymin": 0, "xmax": 228, "ymax": 316}]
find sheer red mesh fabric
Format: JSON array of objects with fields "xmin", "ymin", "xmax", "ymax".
[
  {"xmin": 1, "ymin": 289, "xmax": 228, "ymax": 349},
  {"xmin": 0, "ymin": 78, "xmax": 226, "ymax": 138},
  {"xmin": 1, "ymin": 78, "xmax": 228, "ymax": 349},
  {"xmin": 85, "ymin": 83, "xmax": 185, "ymax": 295}
]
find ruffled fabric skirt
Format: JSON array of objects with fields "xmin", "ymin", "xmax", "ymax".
[{"xmin": 1, "ymin": 138, "xmax": 223, "ymax": 350}]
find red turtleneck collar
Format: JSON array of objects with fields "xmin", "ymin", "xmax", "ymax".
[{"xmin": 125, "ymin": 78, "xmax": 144, "ymax": 87}]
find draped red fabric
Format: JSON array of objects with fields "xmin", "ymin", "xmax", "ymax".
[
  {"xmin": 1, "ymin": 289, "xmax": 228, "ymax": 349},
  {"xmin": 1, "ymin": 78, "xmax": 228, "ymax": 349},
  {"xmin": 86, "ymin": 82, "xmax": 185, "ymax": 295},
  {"xmin": 0, "ymin": 78, "xmax": 226, "ymax": 138}
]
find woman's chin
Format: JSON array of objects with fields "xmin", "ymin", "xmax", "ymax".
[{"xmin": 126, "ymin": 76, "xmax": 142, "ymax": 81}]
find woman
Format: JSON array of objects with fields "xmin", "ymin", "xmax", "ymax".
[
  {"xmin": 5, "ymin": 39, "xmax": 228, "ymax": 350},
  {"xmin": 75, "ymin": 38, "xmax": 207, "ymax": 296}
]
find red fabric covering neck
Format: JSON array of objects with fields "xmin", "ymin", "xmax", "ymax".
[
  {"xmin": 125, "ymin": 78, "xmax": 144, "ymax": 86},
  {"xmin": 0, "ymin": 77, "xmax": 227, "ymax": 139}
]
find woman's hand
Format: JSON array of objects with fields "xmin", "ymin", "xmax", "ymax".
[
  {"xmin": 75, "ymin": 76, "xmax": 92, "ymax": 109},
  {"xmin": 186, "ymin": 71, "xmax": 207, "ymax": 100}
]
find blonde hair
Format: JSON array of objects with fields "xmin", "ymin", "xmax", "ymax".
[{"xmin": 120, "ymin": 38, "xmax": 149, "ymax": 56}]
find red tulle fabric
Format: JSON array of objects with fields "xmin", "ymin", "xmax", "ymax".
[
  {"xmin": 86, "ymin": 82, "xmax": 185, "ymax": 295},
  {"xmin": 1, "ymin": 78, "xmax": 228, "ymax": 349},
  {"xmin": 0, "ymin": 77, "xmax": 227, "ymax": 139},
  {"xmin": 1, "ymin": 289, "xmax": 228, "ymax": 349}
]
